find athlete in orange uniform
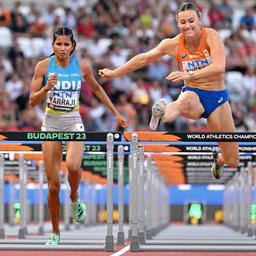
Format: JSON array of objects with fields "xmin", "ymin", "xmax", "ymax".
[
  {"xmin": 175, "ymin": 27, "xmax": 229, "ymax": 120},
  {"xmin": 99, "ymin": 2, "xmax": 239, "ymax": 179}
]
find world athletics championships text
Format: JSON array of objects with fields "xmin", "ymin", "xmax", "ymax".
[{"xmin": 186, "ymin": 133, "xmax": 256, "ymax": 141}]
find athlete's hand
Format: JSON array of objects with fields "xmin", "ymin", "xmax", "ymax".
[
  {"xmin": 46, "ymin": 73, "xmax": 57, "ymax": 91},
  {"xmin": 116, "ymin": 114, "xmax": 128, "ymax": 129},
  {"xmin": 166, "ymin": 71, "xmax": 189, "ymax": 83},
  {"xmin": 98, "ymin": 68, "xmax": 115, "ymax": 80}
]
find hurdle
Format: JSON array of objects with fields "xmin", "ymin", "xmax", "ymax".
[
  {"xmin": 1, "ymin": 131, "xmax": 256, "ymax": 252},
  {"xmin": 0, "ymin": 132, "xmax": 129, "ymax": 251},
  {"xmin": 116, "ymin": 145, "xmax": 125, "ymax": 245},
  {"xmin": 127, "ymin": 133, "xmax": 170, "ymax": 251},
  {"xmin": 126, "ymin": 132, "xmax": 256, "ymax": 252},
  {"xmin": 224, "ymin": 162, "xmax": 256, "ymax": 236},
  {"xmin": 105, "ymin": 133, "xmax": 115, "ymax": 251},
  {"xmin": 0, "ymin": 154, "xmax": 4, "ymax": 239},
  {"xmin": 38, "ymin": 161, "xmax": 44, "ymax": 235}
]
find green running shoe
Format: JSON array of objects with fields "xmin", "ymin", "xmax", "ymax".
[
  {"xmin": 211, "ymin": 150, "xmax": 223, "ymax": 179},
  {"xmin": 149, "ymin": 98, "xmax": 168, "ymax": 130},
  {"xmin": 45, "ymin": 233, "xmax": 60, "ymax": 246},
  {"xmin": 71, "ymin": 199, "xmax": 87, "ymax": 223}
]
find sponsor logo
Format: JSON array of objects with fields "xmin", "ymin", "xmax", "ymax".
[
  {"xmin": 218, "ymin": 97, "xmax": 223, "ymax": 103},
  {"xmin": 203, "ymin": 49, "xmax": 210, "ymax": 57},
  {"xmin": 182, "ymin": 53, "xmax": 187, "ymax": 58},
  {"xmin": 71, "ymin": 73, "xmax": 81, "ymax": 77},
  {"xmin": 57, "ymin": 73, "xmax": 69, "ymax": 77},
  {"xmin": 182, "ymin": 57, "xmax": 211, "ymax": 70},
  {"xmin": 189, "ymin": 54, "xmax": 201, "ymax": 58}
]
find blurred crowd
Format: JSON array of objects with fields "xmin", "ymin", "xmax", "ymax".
[{"xmin": 0, "ymin": 0, "xmax": 255, "ymax": 132}]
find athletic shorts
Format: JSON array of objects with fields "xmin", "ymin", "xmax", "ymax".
[
  {"xmin": 182, "ymin": 86, "xmax": 229, "ymax": 118},
  {"xmin": 41, "ymin": 111, "xmax": 85, "ymax": 131}
]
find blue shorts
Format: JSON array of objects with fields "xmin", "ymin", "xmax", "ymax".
[{"xmin": 182, "ymin": 86, "xmax": 229, "ymax": 118}]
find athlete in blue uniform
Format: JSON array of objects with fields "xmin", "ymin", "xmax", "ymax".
[{"xmin": 29, "ymin": 27, "xmax": 127, "ymax": 245}]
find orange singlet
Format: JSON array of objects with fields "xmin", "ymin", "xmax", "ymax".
[
  {"xmin": 176, "ymin": 28, "xmax": 212, "ymax": 75},
  {"xmin": 175, "ymin": 28, "xmax": 229, "ymax": 119}
]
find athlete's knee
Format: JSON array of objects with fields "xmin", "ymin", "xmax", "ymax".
[
  {"xmin": 67, "ymin": 163, "xmax": 81, "ymax": 174},
  {"xmin": 177, "ymin": 97, "xmax": 194, "ymax": 115},
  {"xmin": 48, "ymin": 183, "xmax": 60, "ymax": 196}
]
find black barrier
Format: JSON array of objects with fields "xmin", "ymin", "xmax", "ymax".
[
  {"xmin": 0, "ymin": 132, "xmax": 122, "ymax": 141},
  {"xmin": 0, "ymin": 131, "xmax": 256, "ymax": 142},
  {"xmin": 124, "ymin": 132, "xmax": 256, "ymax": 142}
]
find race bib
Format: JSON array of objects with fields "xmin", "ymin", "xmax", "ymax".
[{"xmin": 46, "ymin": 90, "xmax": 79, "ymax": 111}]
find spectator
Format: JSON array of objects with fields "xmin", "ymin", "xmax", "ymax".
[
  {"xmin": 0, "ymin": 92, "xmax": 17, "ymax": 130},
  {"xmin": 243, "ymin": 67, "xmax": 256, "ymax": 96},
  {"xmin": 218, "ymin": 0, "xmax": 233, "ymax": 29},
  {"xmin": 29, "ymin": 12, "xmax": 46, "ymax": 37},
  {"xmin": 5, "ymin": 73, "xmax": 23, "ymax": 102},
  {"xmin": 148, "ymin": 59, "xmax": 169, "ymax": 80},
  {"xmin": 77, "ymin": 15, "xmax": 95, "ymax": 38},
  {"xmin": 116, "ymin": 92, "xmax": 137, "ymax": 130},
  {"xmin": 0, "ymin": 0, "xmax": 254, "ymax": 132},
  {"xmin": 0, "ymin": 1, "xmax": 11, "ymax": 26},
  {"xmin": 240, "ymin": 7, "xmax": 255, "ymax": 31},
  {"xmin": 208, "ymin": 3, "xmax": 224, "ymax": 29},
  {"xmin": 7, "ymin": 39, "xmax": 25, "ymax": 70},
  {"xmin": 11, "ymin": 13, "xmax": 29, "ymax": 35}
]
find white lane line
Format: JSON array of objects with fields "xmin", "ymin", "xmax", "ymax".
[{"xmin": 110, "ymin": 245, "xmax": 130, "ymax": 256}]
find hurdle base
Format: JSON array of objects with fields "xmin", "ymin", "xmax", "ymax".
[
  {"xmin": 38, "ymin": 226, "xmax": 44, "ymax": 236},
  {"xmin": 138, "ymin": 231, "xmax": 146, "ymax": 244},
  {"xmin": 0, "ymin": 229, "xmax": 5, "ymax": 239},
  {"xmin": 116, "ymin": 232, "xmax": 125, "ymax": 245},
  {"xmin": 18, "ymin": 228, "xmax": 26, "ymax": 239},
  {"xmin": 247, "ymin": 228, "xmax": 253, "ymax": 237},
  {"xmin": 128, "ymin": 229, "xmax": 131, "ymax": 240},
  {"xmin": 240, "ymin": 226, "xmax": 247, "ymax": 234},
  {"xmin": 130, "ymin": 235, "xmax": 140, "ymax": 252},
  {"xmin": 64, "ymin": 224, "xmax": 70, "ymax": 231},
  {"xmin": 146, "ymin": 230, "xmax": 152, "ymax": 240},
  {"xmin": 105, "ymin": 235, "xmax": 115, "ymax": 252}
]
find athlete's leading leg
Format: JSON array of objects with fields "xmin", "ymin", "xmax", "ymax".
[
  {"xmin": 42, "ymin": 141, "xmax": 62, "ymax": 238},
  {"xmin": 66, "ymin": 141, "xmax": 87, "ymax": 223},
  {"xmin": 149, "ymin": 91, "xmax": 205, "ymax": 130},
  {"xmin": 66, "ymin": 141, "xmax": 84, "ymax": 201}
]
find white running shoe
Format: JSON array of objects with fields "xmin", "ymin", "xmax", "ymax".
[{"xmin": 149, "ymin": 98, "xmax": 168, "ymax": 130}]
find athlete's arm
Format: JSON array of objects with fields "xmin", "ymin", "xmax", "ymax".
[
  {"xmin": 29, "ymin": 59, "xmax": 55, "ymax": 107},
  {"xmin": 81, "ymin": 61, "xmax": 128, "ymax": 128},
  {"xmin": 98, "ymin": 38, "xmax": 177, "ymax": 79}
]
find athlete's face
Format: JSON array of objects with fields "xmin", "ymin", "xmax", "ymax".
[
  {"xmin": 177, "ymin": 10, "xmax": 202, "ymax": 38},
  {"xmin": 52, "ymin": 35, "xmax": 74, "ymax": 59}
]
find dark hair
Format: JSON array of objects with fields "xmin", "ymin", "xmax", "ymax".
[
  {"xmin": 176, "ymin": 2, "xmax": 201, "ymax": 19},
  {"xmin": 52, "ymin": 27, "xmax": 76, "ymax": 55}
]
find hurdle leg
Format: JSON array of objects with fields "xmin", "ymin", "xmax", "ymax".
[
  {"xmin": 105, "ymin": 133, "xmax": 115, "ymax": 252},
  {"xmin": 130, "ymin": 133, "xmax": 140, "ymax": 252},
  {"xmin": 0, "ymin": 154, "xmax": 5, "ymax": 239},
  {"xmin": 38, "ymin": 161, "xmax": 44, "ymax": 235},
  {"xmin": 138, "ymin": 146, "xmax": 146, "ymax": 244},
  {"xmin": 18, "ymin": 154, "xmax": 27, "ymax": 239},
  {"xmin": 117, "ymin": 145, "xmax": 125, "ymax": 245}
]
